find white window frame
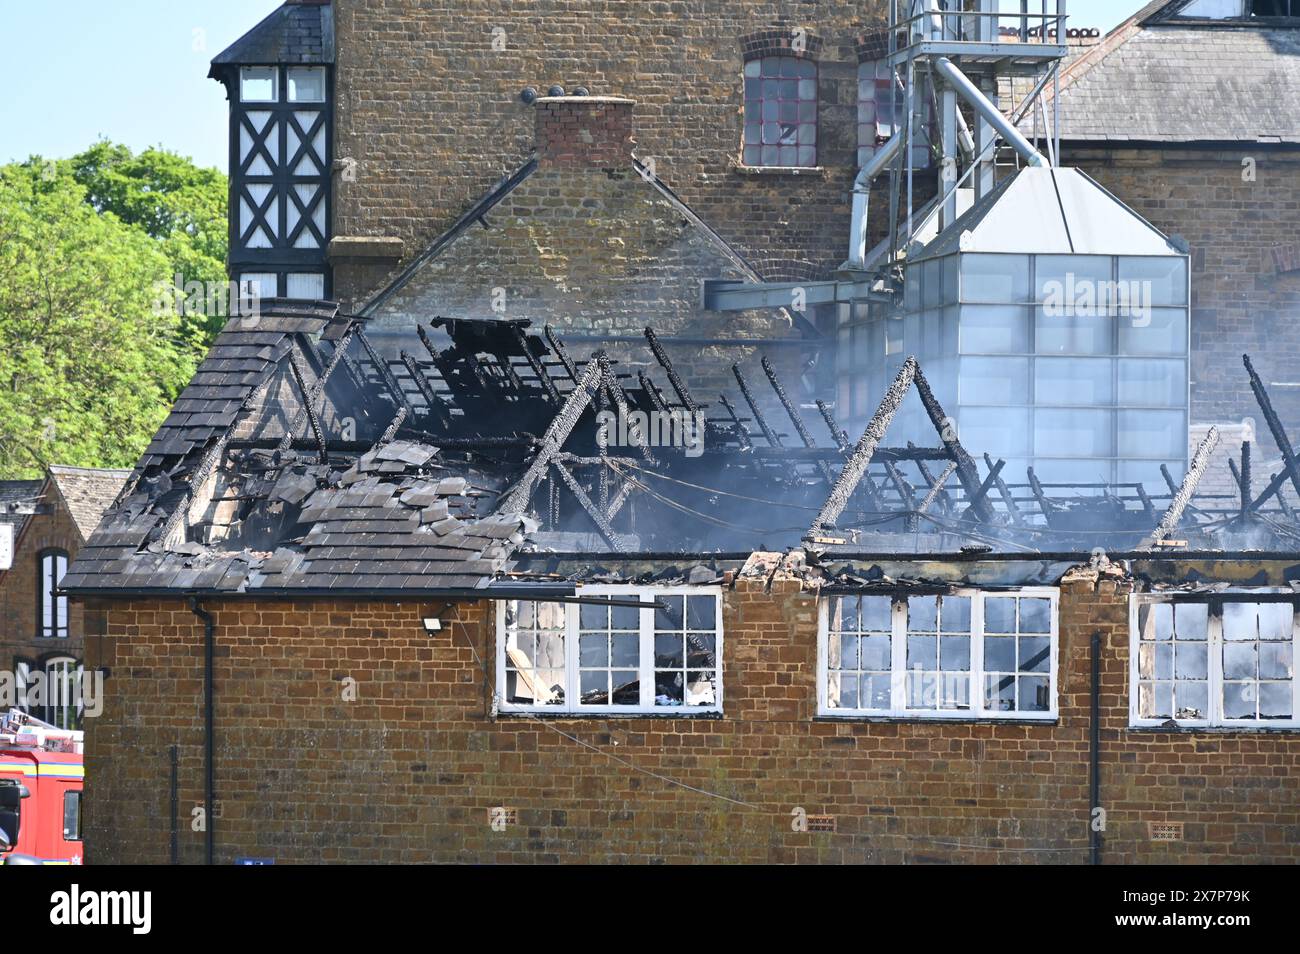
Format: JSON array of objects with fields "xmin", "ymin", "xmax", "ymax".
[
  {"xmin": 1129, "ymin": 590, "xmax": 1300, "ymax": 730},
  {"xmin": 240, "ymin": 66, "xmax": 279, "ymax": 103},
  {"xmin": 286, "ymin": 66, "xmax": 327, "ymax": 103},
  {"xmin": 495, "ymin": 585, "xmax": 723, "ymax": 716},
  {"xmin": 817, "ymin": 587, "xmax": 1059, "ymax": 721}
]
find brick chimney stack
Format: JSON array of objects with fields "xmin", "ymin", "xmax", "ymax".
[{"xmin": 535, "ymin": 96, "xmax": 636, "ymax": 168}]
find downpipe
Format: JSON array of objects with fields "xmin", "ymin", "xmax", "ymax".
[{"xmin": 189, "ymin": 597, "xmax": 215, "ymax": 866}]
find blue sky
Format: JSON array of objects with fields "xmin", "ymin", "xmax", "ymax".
[{"xmin": 0, "ymin": 1, "xmax": 1147, "ymax": 172}]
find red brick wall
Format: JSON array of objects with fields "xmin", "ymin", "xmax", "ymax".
[
  {"xmin": 0, "ymin": 488, "xmax": 85, "ymax": 668},
  {"xmin": 79, "ymin": 572, "xmax": 1300, "ymax": 864}
]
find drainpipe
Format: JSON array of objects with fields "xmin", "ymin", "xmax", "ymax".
[
  {"xmin": 932, "ymin": 56, "xmax": 1049, "ymax": 168},
  {"xmin": 188, "ymin": 597, "xmax": 215, "ymax": 866},
  {"xmin": 1090, "ymin": 630, "xmax": 1102, "ymax": 865},
  {"xmin": 846, "ymin": 133, "xmax": 904, "ymax": 269}
]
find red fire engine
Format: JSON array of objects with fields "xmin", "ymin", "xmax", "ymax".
[{"xmin": 0, "ymin": 710, "xmax": 84, "ymax": 865}]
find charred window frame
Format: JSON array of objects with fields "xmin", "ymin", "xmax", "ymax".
[
  {"xmin": 741, "ymin": 55, "xmax": 819, "ymax": 168},
  {"xmin": 37, "ymin": 549, "xmax": 69, "ymax": 639},
  {"xmin": 496, "ymin": 587, "xmax": 723, "ymax": 716},
  {"xmin": 1130, "ymin": 592, "xmax": 1298, "ymax": 729},
  {"xmin": 818, "ymin": 588, "xmax": 1059, "ymax": 720}
]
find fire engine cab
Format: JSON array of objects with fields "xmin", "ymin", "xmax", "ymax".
[{"xmin": 0, "ymin": 710, "xmax": 84, "ymax": 865}]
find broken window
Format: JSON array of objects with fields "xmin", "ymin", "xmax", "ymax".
[
  {"xmin": 496, "ymin": 588, "xmax": 722, "ymax": 715},
  {"xmin": 742, "ymin": 55, "xmax": 817, "ymax": 168},
  {"xmin": 822, "ymin": 589, "xmax": 1058, "ymax": 719},
  {"xmin": 1131, "ymin": 595, "xmax": 1297, "ymax": 728},
  {"xmin": 857, "ymin": 59, "xmax": 933, "ymax": 170}
]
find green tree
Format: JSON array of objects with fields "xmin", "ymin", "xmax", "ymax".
[
  {"xmin": 0, "ymin": 159, "xmax": 197, "ymax": 478},
  {"xmin": 69, "ymin": 141, "xmax": 229, "ymax": 346}
]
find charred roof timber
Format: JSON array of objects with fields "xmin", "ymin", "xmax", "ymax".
[{"xmin": 58, "ymin": 290, "xmax": 1300, "ymax": 596}]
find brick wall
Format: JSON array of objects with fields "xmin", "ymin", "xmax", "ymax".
[
  {"xmin": 0, "ymin": 488, "xmax": 85, "ymax": 669},
  {"xmin": 331, "ymin": 0, "xmax": 891, "ymax": 308},
  {"xmin": 1067, "ymin": 146, "xmax": 1300, "ymax": 469},
  {"xmin": 80, "ymin": 568, "xmax": 1300, "ymax": 864}
]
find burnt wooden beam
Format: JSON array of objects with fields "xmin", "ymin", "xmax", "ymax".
[
  {"xmin": 984, "ymin": 452, "xmax": 1024, "ymax": 527},
  {"xmin": 910, "ymin": 441, "xmax": 953, "ymax": 514},
  {"xmin": 511, "ymin": 325, "xmax": 561, "ymax": 403},
  {"xmin": 277, "ymin": 324, "xmax": 357, "ymax": 454},
  {"xmin": 732, "ymin": 364, "xmax": 781, "ymax": 447},
  {"xmin": 378, "ymin": 407, "xmax": 408, "ymax": 446},
  {"xmin": 644, "ymin": 327, "xmax": 700, "ymax": 414},
  {"xmin": 1027, "ymin": 468, "xmax": 1056, "ymax": 521},
  {"xmin": 399, "ymin": 352, "xmax": 453, "ymax": 430},
  {"xmin": 544, "ymin": 325, "xmax": 579, "ymax": 383},
  {"xmin": 1244, "ymin": 353, "xmax": 1300, "ymax": 502},
  {"xmin": 912, "ymin": 364, "xmax": 995, "ymax": 523},
  {"xmin": 809, "ymin": 357, "xmax": 916, "ymax": 534},
  {"xmin": 918, "ymin": 462, "xmax": 957, "ymax": 517},
  {"xmin": 718, "ymin": 393, "xmax": 753, "ymax": 450},
  {"xmin": 816, "ymin": 400, "xmax": 851, "ymax": 451},
  {"xmin": 1144, "ymin": 426, "xmax": 1219, "ymax": 547},
  {"xmin": 638, "ymin": 371, "xmax": 670, "ymax": 413},
  {"xmin": 551, "ymin": 459, "xmax": 627, "ymax": 554},
  {"xmin": 595, "ymin": 353, "xmax": 657, "ymax": 465},
  {"xmin": 498, "ymin": 356, "xmax": 605, "ymax": 516},
  {"xmin": 357, "ymin": 329, "xmax": 414, "ymax": 417},
  {"xmin": 761, "ymin": 356, "xmax": 834, "ymax": 486},
  {"xmin": 1134, "ymin": 482, "xmax": 1156, "ymax": 523},
  {"xmin": 884, "ymin": 460, "xmax": 918, "ymax": 531},
  {"xmin": 287, "ymin": 355, "xmax": 327, "ymax": 464},
  {"xmin": 961, "ymin": 457, "xmax": 1005, "ymax": 522}
]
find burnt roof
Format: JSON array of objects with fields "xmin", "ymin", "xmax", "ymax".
[{"xmin": 60, "ymin": 288, "xmax": 1300, "ymax": 598}]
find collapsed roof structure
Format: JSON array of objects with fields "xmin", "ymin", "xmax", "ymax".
[{"xmin": 60, "ymin": 289, "xmax": 1300, "ymax": 599}]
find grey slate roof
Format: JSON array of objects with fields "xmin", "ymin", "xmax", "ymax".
[
  {"xmin": 47, "ymin": 466, "xmax": 130, "ymax": 541},
  {"xmin": 1029, "ymin": 21, "xmax": 1300, "ymax": 144},
  {"xmin": 209, "ymin": 0, "xmax": 334, "ymax": 75},
  {"xmin": 0, "ymin": 480, "xmax": 44, "ymax": 534}
]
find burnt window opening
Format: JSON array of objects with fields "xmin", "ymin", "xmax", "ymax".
[
  {"xmin": 820, "ymin": 589, "xmax": 1058, "ymax": 719},
  {"xmin": 37, "ymin": 549, "xmax": 69, "ymax": 640},
  {"xmin": 497, "ymin": 588, "xmax": 722, "ymax": 715},
  {"xmin": 1132, "ymin": 594, "xmax": 1297, "ymax": 728},
  {"xmin": 742, "ymin": 55, "xmax": 818, "ymax": 168}
]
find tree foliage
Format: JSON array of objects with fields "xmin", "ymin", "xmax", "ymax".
[{"xmin": 0, "ymin": 143, "xmax": 227, "ymax": 478}]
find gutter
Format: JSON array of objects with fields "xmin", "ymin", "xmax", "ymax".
[{"xmin": 188, "ymin": 597, "xmax": 215, "ymax": 866}]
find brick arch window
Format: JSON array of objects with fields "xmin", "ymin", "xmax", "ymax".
[
  {"xmin": 741, "ymin": 33, "xmax": 820, "ymax": 168},
  {"xmin": 37, "ymin": 548, "xmax": 69, "ymax": 640}
]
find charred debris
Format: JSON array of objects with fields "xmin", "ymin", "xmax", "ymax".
[{"xmin": 63, "ymin": 301, "xmax": 1300, "ymax": 596}]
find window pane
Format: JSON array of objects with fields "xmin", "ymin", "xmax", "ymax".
[
  {"xmin": 1119, "ymin": 307, "xmax": 1187, "ymax": 356},
  {"xmin": 1035, "ymin": 255, "xmax": 1112, "ymax": 316},
  {"xmin": 1035, "ymin": 357, "xmax": 1113, "ymax": 406},
  {"xmin": 502, "ymin": 601, "xmax": 566, "ymax": 706},
  {"xmin": 1117, "ymin": 358, "xmax": 1185, "ymax": 407},
  {"xmin": 287, "ymin": 67, "xmax": 326, "ymax": 103},
  {"xmin": 958, "ymin": 305, "xmax": 1030, "ymax": 353},
  {"xmin": 1118, "ymin": 256, "xmax": 1187, "ymax": 307},
  {"xmin": 962, "ymin": 255, "xmax": 1029, "ymax": 304},
  {"xmin": 240, "ymin": 66, "xmax": 278, "ymax": 102},
  {"xmin": 959, "ymin": 357, "xmax": 1029, "ymax": 405},
  {"xmin": 286, "ymin": 273, "xmax": 326, "ymax": 300},
  {"xmin": 1035, "ymin": 308, "xmax": 1111, "ymax": 355},
  {"xmin": 1034, "ymin": 408, "xmax": 1112, "ymax": 458}
]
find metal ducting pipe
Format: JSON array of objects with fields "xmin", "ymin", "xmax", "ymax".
[
  {"xmin": 846, "ymin": 132, "xmax": 904, "ymax": 269},
  {"xmin": 933, "ymin": 56, "xmax": 1049, "ymax": 168}
]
